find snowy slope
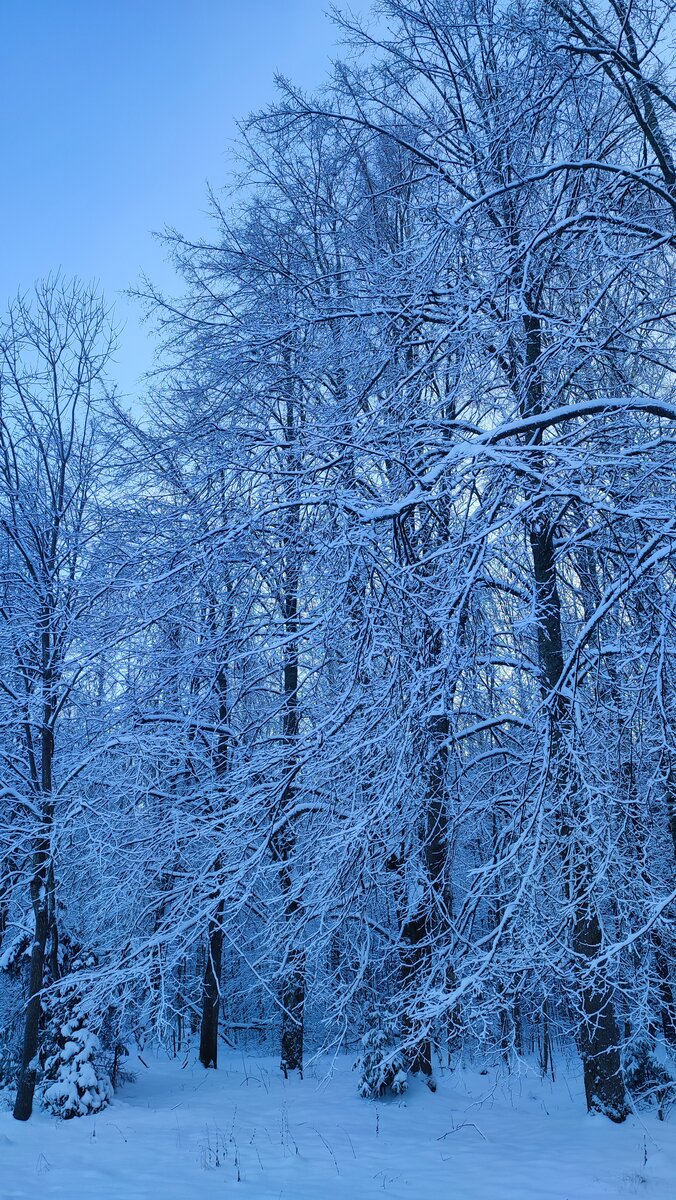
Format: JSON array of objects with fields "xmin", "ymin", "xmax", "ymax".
[{"xmin": 1, "ymin": 1052, "xmax": 675, "ymax": 1199}]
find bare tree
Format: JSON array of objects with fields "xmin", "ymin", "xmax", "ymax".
[{"xmin": 0, "ymin": 278, "xmax": 117, "ymax": 1121}]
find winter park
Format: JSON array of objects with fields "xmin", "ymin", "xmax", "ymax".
[{"xmin": 3, "ymin": 0, "xmax": 676, "ymax": 1195}]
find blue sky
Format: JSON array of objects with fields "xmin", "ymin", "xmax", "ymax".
[{"xmin": 0, "ymin": 2, "xmax": 364, "ymax": 400}]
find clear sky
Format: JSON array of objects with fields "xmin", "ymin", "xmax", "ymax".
[{"xmin": 0, "ymin": 1, "xmax": 364, "ymax": 401}]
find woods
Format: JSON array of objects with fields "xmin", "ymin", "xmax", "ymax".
[{"xmin": 2, "ymin": 0, "xmax": 676, "ymax": 1128}]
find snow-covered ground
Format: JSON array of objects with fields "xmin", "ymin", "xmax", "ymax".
[{"xmin": 1, "ymin": 1049, "xmax": 675, "ymax": 1199}]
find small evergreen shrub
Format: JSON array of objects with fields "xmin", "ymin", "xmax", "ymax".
[
  {"xmin": 0, "ymin": 931, "xmax": 31, "ymax": 977},
  {"xmin": 623, "ymin": 1036, "xmax": 675, "ymax": 1119},
  {"xmin": 39, "ymin": 950, "xmax": 113, "ymax": 1119},
  {"xmin": 0, "ymin": 1033, "xmax": 16, "ymax": 1108},
  {"xmin": 41, "ymin": 1013, "xmax": 113, "ymax": 1119},
  {"xmin": 356, "ymin": 1007, "xmax": 408, "ymax": 1098}
]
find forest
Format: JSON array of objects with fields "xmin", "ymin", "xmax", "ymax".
[{"xmin": 2, "ymin": 0, "xmax": 676, "ymax": 1159}]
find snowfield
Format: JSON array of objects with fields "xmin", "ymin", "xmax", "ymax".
[{"xmin": 1, "ymin": 1051, "xmax": 675, "ymax": 1199}]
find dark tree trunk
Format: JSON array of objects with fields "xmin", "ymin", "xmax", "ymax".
[
  {"xmin": 540, "ymin": 1003, "xmax": 555, "ymax": 1081},
  {"xmin": 653, "ymin": 934, "xmax": 676, "ymax": 1047},
  {"xmin": 398, "ymin": 713, "xmax": 450, "ymax": 1083},
  {"xmin": 14, "ymin": 670, "xmax": 55, "ymax": 1123},
  {"xmin": 276, "ymin": 831, "xmax": 305, "ymax": 1080},
  {"xmin": 394, "ymin": 551, "xmax": 461, "ymax": 1083},
  {"xmin": 0, "ymin": 894, "xmax": 9, "ymax": 951},
  {"xmin": 399, "ymin": 906, "xmax": 433, "ymax": 1079},
  {"xmin": 199, "ymin": 899, "xmax": 225, "ymax": 1069},
  {"xmin": 664, "ymin": 757, "xmax": 676, "ymax": 865},
  {"xmin": 199, "ymin": 652, "xmax": 230, "ymax": 1069},
  {"xmin": 577, "ymin": 542, "xmax": 674, "ymax": 1057},
  {"xmin": 530, "ymin": 519, "xmax": 627, "ymax": 1121},
  {"xmin": 14, "ymin": 800, "xmax": 52, "ymax": 1123},
  {"xmin": 47, "ymin": 860, "xmax": 60, "ymax": 983},
  {"xmin": 573, "ymin": 908, "xmax": 626, "ymax": 1120},
  {"xmin": 518, "ymin": 297, "xmax": 626, "ymax": 1119},
  {"xmin": 276, "ymin": 424, "xmax": 305, "ymax": 1077},
  {"xmin": 280, "ymin": 921, "xmax": 305, "ymax": 1077},
  {"xmin": 13, "ymin": 888, "xmax": 49, "ymax": 1121}
]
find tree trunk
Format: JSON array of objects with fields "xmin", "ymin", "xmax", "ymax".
[
  {"xmin": 399, "ymin": 907, "xmax": 433, "ymax": 1078},
  {"xmin": 276, "ymin": 403, "xmax": 305, "ymax": 1077},
  {"xmin": 280, "ymin": 908, "xmax": 305, "ymax": 1078},
  {"xmin": 199, "ymin": 899, "xmax": 225, "ymax": 1068},
  {"xmin": 14, "ymin": 653, "xmax": 56, "ymax": 1124},
  {"xmin": 398, "ymin": 712, "xmax": 450, "ymax": 1083},
  {"xmin": 529, "ymin": 522, "xmax": 627, "ymax": 1121},
  {"xmin": 573, "ymin": 907, "xmax": 627, "ymax": 1119},
  {"xmin": 13, "ymin": 841, "xmax": 50, "ymax": 1121},
  {"xmin": 199, "ymin": 650, "xmax": 230, "ymax": 1069}
]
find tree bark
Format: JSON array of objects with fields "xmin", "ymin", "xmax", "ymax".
[
  {"xmin": 276, "ymin": 376, "xmax": 305, "ymax": 1078},
  {"xmin": 13, "ymin": 866, "xmax": 49, "ymax": 1121},
  {"xmin": 529, "ymin": 522, "xmax": 627, "ymax": 1120},
  {"xmin": 199, "ymin": 637, "xmax": 231, "ymax": 1069},
  {"xmin": 280, "ymin": 925, "xmax": 305, "ymax": 1077},
  {"xmin": 277, "ymin": 609, "xmax": 305, "ymax": 1077},
  {"xmin": 199, "ymin": 898, "xmax": 225, "ymax": 1069}
]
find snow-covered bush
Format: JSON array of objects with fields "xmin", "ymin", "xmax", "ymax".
[
  {"xmin": 0, "ymin": 1033, "xmax": 16, "ymax": 1107},
  {"xmin": 40, "ymin": 1007, "xmax": 113, "ymax": 1119},
  {"xmin": 39, "ymin": 950, "xmax": 113, "ymax": 1119},
  {"xmin": 356, "ymin": 1008, "xmax": 408, "ymax": 1099},
  {"xmin": 623, "ymin": 1036, "xmax": 675, "ymax": 1119},
  {"xmin": 0, "ymin": 930, "xmax": 31, "ymax": 977},
  {"xmin": 0, "ymin": 930, "xmax": 30, "ymax": 1104}
]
